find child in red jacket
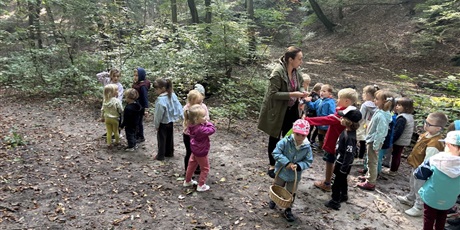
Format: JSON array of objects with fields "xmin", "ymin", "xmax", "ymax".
[{"xmin": 304, "ymin": 88, "xmax": 359, "ymax": 192}]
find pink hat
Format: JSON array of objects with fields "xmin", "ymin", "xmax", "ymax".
[{"xmin": 293, "ymin": 119, "xmax": 310, "ymax": 136}]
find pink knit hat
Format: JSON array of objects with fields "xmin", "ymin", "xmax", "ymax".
[{"xmin": 292, "ymin": 119, "xmax": 310, "ymax": 136}]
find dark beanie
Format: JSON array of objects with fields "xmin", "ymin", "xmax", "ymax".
[{"xmin": 137, "ymin": 67, "xmax": 146, "ymax": 82}]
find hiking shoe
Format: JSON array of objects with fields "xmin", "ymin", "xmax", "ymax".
[
  {"xmin": 324, "ymin": 199, "xmax": 341, "ymax": 210},
  {"xmin": 314, "ymin": 180, "xmax": 331, "ymax": 192},
  {"xmin": 357, "ymin": 181, "xmax": 375, "ymax": 191},
  {"xmin": 284, "ymin": 208, "xmax": 295, "ymax": 222},
  {"xmin": 396, "ymin": 195, "xmax": 414, "ymax": 206},
  {"xmin": 267, "ymin": 169, "xmax": 275, "ymax": 179},
  {"xmin": 340, "ymin": 195, "xmax": 348, "ymax": 203},
  {"xmin": 382, "ymin": 169, "xmax": 397, "ymax": 177},
  {"xmin": 405, "ymin": 206, "xmax": 423, "ymax": 217},
  {"xmin": 183, "ymin": 180, "xmax": 198, "ymax": 187},
  {"xmin": 358, "ymin": 168, "xmax": 368, "ymax": 174},
  {"xmin": 125, "ymin": 147, "xmax": 136, "ymax": 152},
  {"xmin": 268, "ymin": 200, "xmax": 276, "ymax": 209},
  {"xmin": 197, "ymin": 184, "xmax": 210, "ymax": 192}
]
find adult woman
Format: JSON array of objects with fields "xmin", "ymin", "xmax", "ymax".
[{"xmin": 258, "ymin": 46, "xmax": 308, "ymax": 178}]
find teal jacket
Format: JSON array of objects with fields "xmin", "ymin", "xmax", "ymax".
[
  {"xmin": 365, "ymin": 109, "xmax": 392, "ymax": 150},
  {"xmin": 415, "ymin": 152, "xmax": 460, "ymax": 210},
  {"xmin": 273, "ymin": 135, "xmax": 313, "ymax": 182}
]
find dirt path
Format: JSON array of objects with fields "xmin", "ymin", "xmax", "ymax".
[{"xmin": 0, "ymin": 90, "xmax": 427, "ymax": 230}]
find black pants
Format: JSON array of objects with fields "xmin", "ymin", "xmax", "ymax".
[
  {"xmin": 125, "ymin": 126, "xmax": 137, "ymax": 148},
  {"xmin": 308, "ymin": 125, "xmax": 318, "ymax": 143},
  {"xmin": 157, "ymin": 122, "xmax": 174, "ymax": 160},
  {"xmin": 358, "ymin": 140, "xmax": 366, "ymax": 158},
  {"xmin": 331, "ymin": 162, "xmax": 351, "ymax": 202},
  {"xmin": 268, "ymin": 102, "xmax": 299, "ymax": 166},
  {"xmin": 183, "ymin": 133, "xmax": 200, "ymax": 173},
  {"xmin": 136, "ymin": 108, "xmax": 145, "ymax": 140}
]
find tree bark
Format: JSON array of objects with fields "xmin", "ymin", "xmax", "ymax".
[
  {"xmin": 308, "ymin": 0, "xmax": 336, "ymax": 32},
  {"xmin": 171, "ymin": 0, "xmax": 177, "ymax": 23},
  {"xmin": 187, "ymin": 0, "xmax": 199, "ymax": 24},
  {"xmin": 246, "ymin": 0, "xmax": 256, "ymax": 53},
  {"xmin": 28, "ymin": 0, "xmax": 43, "ymax": 48},
  {"xmin": 44, "ymin": 2, "xmax": 60, "ymax": 45},
  {"xmin": 205, "ymin": 0, "xmax": 212, "ymax": 23}
]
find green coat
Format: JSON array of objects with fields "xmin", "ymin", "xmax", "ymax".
[{"xmin": 257, "ymin": 57, "xmax": 304, "ymax": 137}]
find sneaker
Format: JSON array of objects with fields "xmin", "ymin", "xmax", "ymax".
[
  {"xmin": 357, "ymin": 181, "xmax": 375, "ymax": 191},
  {"xmin": 405, "ymin": 206, "xmax": 423, "ymax": 217},
  {"xmin": 267, "ymin": 169, "xmax": 275, "ymax": 179},
  {"xmin": 357, "ymin": 176, "xmax": 367, "ymax": 182},
  {"xmin": 268, "ymin": 200, "xmax": 276, "ymax": 209},
  {"xmin": 125, "ymin": 147, "xmax": 136, "ymax": 152},
  {"xmin": 314, "ymin": 180, "xmax": 332, "ymax": 192},
  {"xmin": 324, "ymin": 199, "xmax": 341, "ymax": 210},
  {"xmin": 358, "ymin": 168, "xmax": 368, "ymax": 174},
  {"xmin": 396, "ymin": 195, "xmax": 414, "ymax": 206},
  {"xmin": 197, "ymin": 184, "xmax": 210, "ymax": 192},
  {"xmin": 284, "ymin": 208, "xmax": 295, "ymax": 222},
  {"xmin": 183, "ymin": 180, "xmax": 198, "ymax": 187},
  {"xmin": 382, "ymin": 163, "xmax": 390, "ymax": 168},
  {"xmin": 382, "ymin": 169, "xmax": 397, "ymax": 177}
]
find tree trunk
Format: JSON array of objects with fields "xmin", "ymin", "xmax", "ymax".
[
  {"xmin": 308, "ymin": 0, "xmax": 336, "ymax": 32},
  {"xmin": 171, "ymin": 0, "xmax": 177, "ymax": 23},
  {"xmin": 187, "ymin": 0, "xmax": 199, "ymax": 24},
  {"xmin": 246, "ymin": 0, "xmax": 256, "ymax": 53},
  {"xmin": 205, "ymin": 0, "xmax": 212, "ymax": 23},
  {"xmin": 44, "ymin": 2, "xmax": 60, "ymax": 45},
  {"xmin": 28, "ymin": 0, "xmax": 43, "ymax": 48}
]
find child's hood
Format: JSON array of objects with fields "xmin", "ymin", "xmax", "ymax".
[
  {"xmin": 362, "ymin": 101, "xmax": 377, "ymax": 110},
  {"xmin": 376, "ymin": 109, "xmax": 392, "ymax": 123},
  {"xmin": 104, "ymin": 97, "xmax": 119, "ymax": 108},
  {"xmin": 430, "ymin": 152, "xmax": 460, "ymax": 178},
  {"xmin": 137, "ymin": 68, "xmax": 146, "ymax": 82}
]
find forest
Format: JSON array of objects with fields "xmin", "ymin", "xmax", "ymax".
[{"xmin": 0, "ymin": 0, "xmax": 459, "ymax": 229}]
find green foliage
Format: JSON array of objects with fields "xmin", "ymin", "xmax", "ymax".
[
  {"xmin": 3, "ymin": 127, "xmax": 27, "ymax": 149},
  {"xmin": 413, "ymin": 0, "xmax": 460, "ymax": 52}
]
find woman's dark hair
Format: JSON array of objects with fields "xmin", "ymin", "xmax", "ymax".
[
  {"xmin": 154, "ymin": 78, "xmax": 173, "ymax": 98},
  {"xmin": 284, "ymin": 46, "xmax": 302, "ymax": 65}
]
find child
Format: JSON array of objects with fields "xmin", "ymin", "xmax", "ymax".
[
  {"xmin": 132, "ymin": 67, "xmax": 150, "ymax": 143},
  {"xmin": 304, "ymin": 88, "xmax": 359, "ymax": 192},
  {"xmin": 305, "ymin": 84, "xmax": 336, "ymax": 150},
  {"xmin": 120, "ymin": 88, "xmax": 142, "ymax": 152},
  {"xmin": 396, "ymin": 112, "xmax": 448, "ymax": 217},
  {"xmin": 183, "ymin": 104, "xmax": 216, "ymax": 192},
  {"xmin": 97, "ymin": 68, "xmax": 124, "ymax": 101},
  {"xmin": 382, "ymin": 97, "xmax": 415, "ymax": 176},
  {"xmin": 303, "ymin": 83, "xmax": 323, "ymax": 146},
  {"xmin": 357, "ymin": 90, "xmax": 394, "ymax": 191},
  {"xmin": 377, "ymin": 113, "xmax": 396, "ymax": 174},
  {"xmin": 153, "ymin": 78, "xmax": 183, "ymax": 161},
  {"xmin": 414, "ymin": 130, "xmax": 460, "ymax": 230},
  {"xmin": 183, "ymin": 89, "xmax": 210, "ymax": 174},
  {"xmin": 100, "ymin": 84, "xmax": 123, "ymax": 148},
  {"xmin": 268, "ymin": 119, "xmax": 313, "ymax": 222},
  {"xmin": 302, "ymin": 73, "xmax": 311, "ymax": 92},
  {"xmin": 325, "ymin": 108, "xmax": 361, "ymax": 210},
  {"xmin": 355, "ymin": 85, "xmax": 378, "ymax": 170},
  {"xmin": 298, "ymin": 74, "xmax": 311, "ymax": 117}
]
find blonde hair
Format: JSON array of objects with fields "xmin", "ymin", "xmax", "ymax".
[
  {"xmin": 109, "ymin": 68, "xmax": 121, "ymax": 80},
  {"xmin": 302, "ymin": 73, "xmax": 311, "ymax": 82},
  {"xmin": 374, "ymin": 90, "xmax": 395, "ymax": 111},
  {"xmin": 312, "ymin": 83, "xmax": 323, "ymax": 92},
  {"xmin": 103, "ymin": 84, "xmax": 118, "ymax": 102},
  {"xmin": 124, "ymin": 88, "xmax": 139, "ymax": 101},
  {"xmin": 187, "ymin": 90, "xmax": 204, "ymax": 105},
  {"xmin": 338, "ymin": 88, "xmax": 359, "ymax": 104},
  {"xmin": 184, "ymin": 104, "xmax": 205, "ymax": 128}
]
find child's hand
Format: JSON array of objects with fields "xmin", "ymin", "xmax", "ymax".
[
  {"xmin": 305, "ymin": 96, "xmax": 312, "ymax": 102},
  {"xmin": 287, "ymin": 163, "xmax": 297, "ymax": 171}
]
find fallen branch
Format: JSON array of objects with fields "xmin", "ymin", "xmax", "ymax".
[{"xmin": 0, "ymin": 205, "xmax": 16, "ymax": 212}]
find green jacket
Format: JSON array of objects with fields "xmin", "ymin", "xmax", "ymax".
[{"xmin": 257, "ymin": 57, "xmax": 304, "ymax": 137}]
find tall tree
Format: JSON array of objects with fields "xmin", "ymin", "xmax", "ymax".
[
  {"xmin": 205, "ymin": 0, "xmax": 212, "ymax": 23},
  {"xmin": 28, "ymin": 0, "xmax": 42, "ymax": 48},
  {"xmin": 171, "ymin": 0, "xmax": 177, "ymax": 23},
  {"xmin": 188, "ymin": 0, "xmax": 199, "ymax": 23},
  {"xmin": 308, "ymin": 0, "xmax": 336, "ymax": 32},
  {"xmin": 246, "ymin": 0, "xmax": 256, "ymax": 53}
]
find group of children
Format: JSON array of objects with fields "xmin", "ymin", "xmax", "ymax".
[
  {"xmin": 97, "ymin": 68, "xmax": 215, "ymax": 192},
  {"xmin": 267, "ymin": 74, "xmax": 460, "ymax": 228}
]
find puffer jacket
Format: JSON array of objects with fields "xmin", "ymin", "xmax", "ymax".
[{"xmin": 273, "ymin": 135, "xmax": 313, "ymax": 182}]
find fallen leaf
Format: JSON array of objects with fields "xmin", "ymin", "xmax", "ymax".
[
  {"xmin": 220, "ymin": 178, "xmax": 226, "ymax": 182},
  {"xmin": 178, "ymin": 195, "xmax": 186, "ymax": 200}
]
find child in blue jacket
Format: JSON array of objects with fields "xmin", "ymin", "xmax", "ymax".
[{"xmin": 268, "ymin": 119, "xmax": 313, "ymax": 222}]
